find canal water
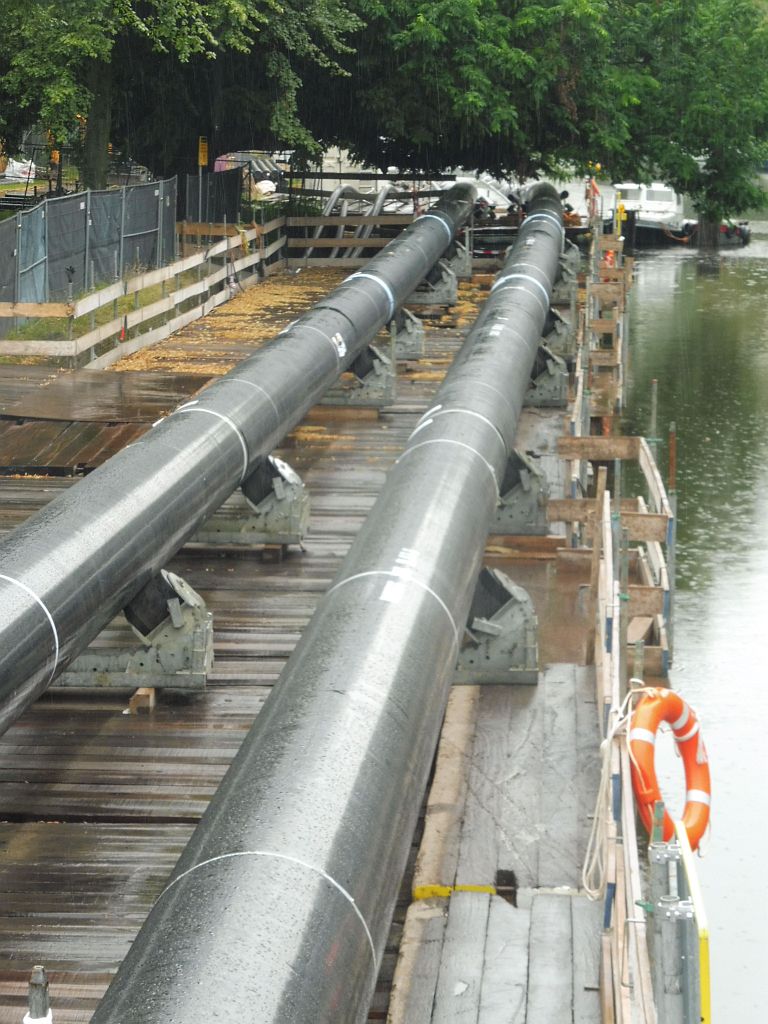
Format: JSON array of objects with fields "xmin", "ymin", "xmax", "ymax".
[{"xmin": 622, "ymin": 232, "xmax": 768, "ymax": 1022}]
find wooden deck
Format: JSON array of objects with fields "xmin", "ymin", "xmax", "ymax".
[
  {"xmin": 0, "ymin": 266, "xmax": 603, "ymax": 1023},
  {"xmin": 391, "ymin": 666, "xmax": 602, "ymax": 1023}
]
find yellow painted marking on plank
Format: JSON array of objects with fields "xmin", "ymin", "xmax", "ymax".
[{"xmin": 412, "ymin": 883, "xmax": 496, "ymax": 900}]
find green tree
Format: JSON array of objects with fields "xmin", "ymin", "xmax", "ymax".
[
  {"xmin": 604, "ymin": 0, "xmax": 768, "ymax": 237},
  {"xmin": 301, "ymin": 0, "xmax": 768, "ymax": 232},
  {"xmin": 301, "ymin": 0, "xmax": 623, "ymax": 178},
  {"xmin": 0, "ymin": 0, "xmax": 359, "ymax": 187}
]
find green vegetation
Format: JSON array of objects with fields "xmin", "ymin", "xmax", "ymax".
[
  {"xmin": 5, "ymin": 271, "xmax": 201, "ymax": 342},
  {"xmin": 1, "ymin": 0, "xmax": 767, "ymax": 221}
]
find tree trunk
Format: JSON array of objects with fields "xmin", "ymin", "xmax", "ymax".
[
  {"xmin": 82, "ymin": 60, "xmax": 113, "ymax": 191},
  {"xmin": 697, "ymin": 215, "xmax": 721, "ymax": 250}
]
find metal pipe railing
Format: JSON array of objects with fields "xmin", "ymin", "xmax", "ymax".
[
  {"xmin": 89, "ymin": 183, "xmax": 564, "ymax": 1024},
  {"xmin": 0, "ymin": 184, "xmax": 475, "ymax": 735}
]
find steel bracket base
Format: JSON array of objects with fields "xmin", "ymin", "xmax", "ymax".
[
  {"xmin": 322, "ymin": 343, "xmax": 396, "ymax": 407},
  {"xmin": 405, "ymin": 259, "xmax": 458, "ymax": 307},
  {"xmin": 524, "ymin": 344, "xmax": 569, "ymax": 408},
  {"xmin": 194, "ymin": 456, "xmax": 309, "ymax": 547},
  {"xmin": 454, "ymin": 568, "xmax": 539, "ymax": 684},
  {"xmin": 389, "ymin": 308, "xmax": 425, "ymax": 359},
  {"xmin": 542, "ymin": 309, "xmax": 577, "ymax": 360},
  {"xmin": 551, "ymin": 242, "xmax": 581, "ymax": 304},
  {"xmin": 55, "ymin": 570, "xmax": 212, "ymax": 690},
  {"xmin": 443, "ymin": 236, "xmax": 472, "ymax": 281},
  {"xmin": 493, "ymin": 449, "xmax": 550, "ymax": 535}
]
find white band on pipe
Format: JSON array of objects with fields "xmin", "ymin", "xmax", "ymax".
[
  {"xmin": 0, "ymin": 574, "xmax": 59, "ymax": 683},
  {"xmin": 686, "ymin": 789, "xmax": 711, "ymax": 806},
  {"xmin": 674, "ymin": 720, "xmax": 699, "ymax": 743},
  {"xmin": 420, "ymin": 376, "xmax": 524, "ymax": 422},
  {"xmin": 397, "ymin": 438, "xmax": 500, "ymax": 501},
  {"xmin": 221, "ymin": 377, "xmax": 281, "ymax": 422},
  {"xmin": 158, "ymin": 849, "xmax": 378, "ymax": 974},
  {"xmin": 670, "ymin": 705, "xmax": 690, "ymax": 731},
  {"xmin": 521, "ymin": 211, "xmax": 564, "ymax": 234},
  {"xmin": 513, "ymin": 260, "xmax": 549, "ymax": 275},
  {"xmin": 419, "ymin": 377, "xmax": 521, "ymax": 432},
  {"xmin": 490, "ymin": 283, "xmax": 548, "ymax": 317},
  {"xmin": 491, "ymin": 272, "xmax": 551, "ymax": 311},
  {"xmin": 328, "ymin": 570, "xmax": 460, "ymax": 651},
  {"xmin": 418, "ymin": 213, "xmax": 453, "ymax": 243},
  {"xmin": 302, "ymin": 322, "xmax": 347, "ymax": 360},
  {"xmin": 175, "ymin": 404, "xmax": 249, "ymax": 482},
  {"xmin": 629, "ymin": 727, "xmax": 656, "ymax": 745},
  {"xmin": 410, "ymin": 407, "xmax": 508, "ymax": 454},
  {"xmin": 348, "ymin": 272, "xmax": 396, "ymax": 320}
]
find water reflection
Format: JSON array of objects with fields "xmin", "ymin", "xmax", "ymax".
[{"xmin": 623, "ymin": 234, "xmax": 768, "ymax": 1022}]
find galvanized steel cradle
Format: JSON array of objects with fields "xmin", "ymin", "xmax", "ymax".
[
  {"xmin": 89, "ymin": 183, "xmax": 565, "ymax": 1024},
  {"xmin": 0, "ymin": 183, "xmax": 476, "ymax": 735}
]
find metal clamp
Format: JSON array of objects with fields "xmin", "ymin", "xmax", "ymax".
[
  {"xmin": 55, "ymin": 570, "xmax": 213, "ymax": 691},
  {"xmin": 193, "ymin": 456, "xmax": 310, "ymax": 548},
  {"xmin": 454, "ymin": 568, "xmax": 539, "ymax": 684}
]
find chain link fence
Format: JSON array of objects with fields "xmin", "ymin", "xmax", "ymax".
[{"xmin": 0, "ymin": 178, "xmax": 177, "ymax": 315}]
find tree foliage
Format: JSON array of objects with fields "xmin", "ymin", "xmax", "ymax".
[
  {"xmin": 0, "ymin": 1, "xmax": 263, "ymax": 143},
  {"xmin": 0, "ymin": 0, "xmax": 360, "ymax": 184},
  {"xmin": 1, "ymin": 0, "xmax": 768, "ymax": 217},
  {"xmin": 302, "ymin": 0, "xmax": 620, "ymax": 179},
  {"xmin": 602, "ymin": 0, "xmax": 768, "ymax": 218}
]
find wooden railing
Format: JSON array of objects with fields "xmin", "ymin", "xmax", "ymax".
[
  {"xmin": 0, "ymin": 219, "xmax": 285, "ymax": 368},
  {"xmin": 284, "ymin": 213, "xmax": 413, "ymax": 267},
  {"xmin": 593, "ymin": 482, "xmax": 659, "ymax": 1024}
]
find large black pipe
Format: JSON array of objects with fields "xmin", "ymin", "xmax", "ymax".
[
  {"xmin": 90, "ymin": 183, "xmax": 564, "ymax": 1024},
  {"xmin": 0, "ymin": 185, "xmax": 474, "ymax": 734}
]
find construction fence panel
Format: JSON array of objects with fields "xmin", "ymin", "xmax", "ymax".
[
  {"xmin": 18, "ymin": 202, "xmax": 47, "ymax": 305},
  {"xmin": 0, "ymin": 217, "xmax": 18, "ymax": 304},
  {"xmin": 185, "ymin": 168, "xmax": 241, "ymax": 224},
  {"xmin": 0, "ymin": 217, "xmax": 18, "ymax": 335},
  {"xmin": 47, "ymin": 192, "xmax": 89, "ymax": 298},
  {"xmin": 14, "ymin": 177, "xmax": 178, "ymax": 302},
  {"xmin": 124, "ymin": 181, "xmax": 162, "ymax": 270},
  {"xmin": 89, "ymin": 189, "xmax": 123, "ymax": 285},
  {"xmin": 161, "ymin": 178, "xmax": 177, "ymax": 265}
]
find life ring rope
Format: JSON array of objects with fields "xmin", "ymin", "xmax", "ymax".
[
  {"xmin": 582, "ymin": 682, "xmax": 656, "ymax": 900},
  {"xmin": 629, "ymin": 688, "xmax": 711, "ymax": 851},
  {"xmin": 582, "ymin": 681, "xmax": 711, "ymax": 901}
]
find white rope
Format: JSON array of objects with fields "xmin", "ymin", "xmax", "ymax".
[{"xmin": 582, "ymin": 680, "xmax": 655, "ymax": 901}]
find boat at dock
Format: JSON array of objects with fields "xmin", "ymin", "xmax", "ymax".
[{"xmin": 614, "ymin": 180, "xmax": 751, "ymax": 247}]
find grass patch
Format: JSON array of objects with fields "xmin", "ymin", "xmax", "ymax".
[{"xmin": 5, "ymin": 269, "xmax": 203, "ymax": 342}]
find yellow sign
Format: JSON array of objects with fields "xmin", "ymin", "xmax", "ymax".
[{"xmin": 198, "ymin": 136, "xmax": 208, "ymax": 167}]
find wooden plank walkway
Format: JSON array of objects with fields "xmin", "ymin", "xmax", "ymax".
[
  {"xmin": 0, "ymin": 265, "xmax": 601, "ymax": 1023},
  {"xmin": 396, "ymin": 666, "xmax": 602, "ymax": 1024},
  {"xmin": 0, "ymin": 270, "xmax": 481, "ymax": 1022},
  {"xmin": 0, "ymin": 366, "xmax": 204, "ymax": 423}
]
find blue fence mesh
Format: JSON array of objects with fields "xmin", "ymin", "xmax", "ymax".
[{"xmin": 1, "ymin": 177, "xmax": 177, "ymax": 307}]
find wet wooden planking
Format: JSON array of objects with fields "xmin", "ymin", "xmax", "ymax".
[
  {"xmin": 0, "ymin": 269, "xmax": 532, "ymax": 1023},
  {"xmin": 0, "ymin": 421, "xmax": 147, "ymax": 472},
  {"xmin": 0, "ymin": 366, "xmax": 205, "ymax": 423}
]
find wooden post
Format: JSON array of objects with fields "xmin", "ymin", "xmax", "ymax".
[
  {"xmin": 587, "ymin": 465, "xmax": 608, "ymax": 664},
  {"xmin": 129, "ymin": 687, "xmax": 156, "ymax": 714},
  {"xmin": 619, "ymin": 526, "xmax": 629, "ymax": 698}
]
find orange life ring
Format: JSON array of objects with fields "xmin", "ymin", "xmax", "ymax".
[{"xmin": 629, "ymin": 689, "xmax": 711, "ymax": 851}]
